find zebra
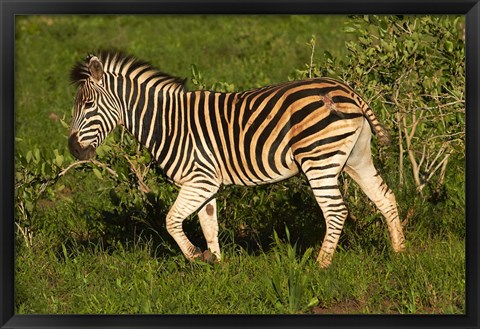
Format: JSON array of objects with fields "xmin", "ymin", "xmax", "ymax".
[{"xmin": 68, "ymin": 50, "xmax": 405, "ymax": 268}]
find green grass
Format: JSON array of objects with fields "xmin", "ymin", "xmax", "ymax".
[
  {"xmin": 14, "ymin": 15, "xmax": 465, "ymax": 315},
  {"xmin": 16, "ymin": 230, "xmax": 464, "ymax": 314}
]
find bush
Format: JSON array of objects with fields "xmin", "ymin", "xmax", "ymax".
[
  {"xmin": 293, "ymin": 16, "xmax": 465, "ymax": 241},
  {"xmin": 300, "ymin": 16, "xmax": 465, "ymax": 199}
]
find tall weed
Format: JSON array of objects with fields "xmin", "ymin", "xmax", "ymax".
[{"xmin": 264, "ymin": 227, "xmax": 318, "ymax": 313}]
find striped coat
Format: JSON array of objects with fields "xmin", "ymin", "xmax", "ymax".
[{"xmin": 69, "ymin": 51, "xmax": 405, "ymax": 267}]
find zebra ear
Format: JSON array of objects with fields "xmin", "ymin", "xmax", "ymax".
[{"xmin": 87, "ymin": 56, "xmax": 104, "ymax": 83}]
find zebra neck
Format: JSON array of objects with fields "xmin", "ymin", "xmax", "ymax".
[{"xmin": 121, "ymin": 84, "xmax": 187, "ymax": 176}]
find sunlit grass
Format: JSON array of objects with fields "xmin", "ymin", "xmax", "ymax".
[{"xmin": 16, "ymin": 229, "xmax": 464, "ymax": 314}]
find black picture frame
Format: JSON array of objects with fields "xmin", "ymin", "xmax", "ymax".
[{"xmin": 1, "ymin": 1, "xmax": 479, "ymax": 328}]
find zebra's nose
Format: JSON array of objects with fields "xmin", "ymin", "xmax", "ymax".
[{"xmin": 68, "ymin": 133, "xmax": 96, "ymax": 160}]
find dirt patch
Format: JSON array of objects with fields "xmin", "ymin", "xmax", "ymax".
[
  {"xmin": 37, "ymin": 199, "xmax": 56, "ymax": 210},
  {"xmin": 311, "ymin": 297, "xmax": 401, "ymax": 314},
  {"xmin": 37, "ymin": 187, "xmax": 73, "ymax": 210},
  {"xmin": 312, "ymin": 299, "xmax": 363, "ymax": 314}
]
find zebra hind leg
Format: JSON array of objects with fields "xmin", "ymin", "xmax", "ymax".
[
  {"xmin": 344, "ymin": 123, "xmax": 406, "ymax": 253},
  {"xmin": 345, "ymin": 165, "xmax": 406, "ymax": 253},
  {"xmin": 344, "ymin": 162, "xmax": 406, "ymax": 254},
  {"xmin": 296, "ymin": 137, "xmax": 359, "ymax": 268}
]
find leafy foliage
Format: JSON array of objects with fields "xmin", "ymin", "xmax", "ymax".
[{"xmin": 296, "ymin": 15, "xmax": 465, "ymax": 201}]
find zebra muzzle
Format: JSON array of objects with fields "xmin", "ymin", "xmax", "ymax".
[{"xmin": 68, "ymin": 133, "xmax": 96, "ymax": 160}]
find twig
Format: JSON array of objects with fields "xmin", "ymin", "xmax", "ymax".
[
  {"xmin": 123, "ymin": 155, "xmax": 151, "ymax": 193},
  {"xmin": 15, "ymin": 221, "xmax": 33, "ymax": 247},
  {"xmin": 426, "ymin": 153, "xmax": 450, "ymax": 184},
  {"xmin": 425, "ymin": 143, "xmax": 447, "ymax": 173},
  {"xmin": 59, "ymin": 159, "xmax": 118, "ymax": 178},
  {"xmin": 308, "ymin": 35, "xmax": 316, "ymax": 78},
  {"xmin": 418, "ymin": 144, "xmax": 426, "ymax": 171}
]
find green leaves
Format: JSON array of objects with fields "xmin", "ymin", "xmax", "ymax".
[
  {"xmin": 191, "ymin": 63, "xmax": 237, "ymax": 93},
  {"xmin": 92, "ymin": 168, "xmax": 103, "ymax": 180},
  {"xmin": 320, "ymin": 15, "xmax": 465, "ymax": 199},
  {"xmin": 190, "ymin": 63, "xmax": 204, "ymax": 89},
  {"xmin": 15, "ymin": 146, "xmax": 73, "ymax": 247},
  {"xmin": 53, "ymin": 149, "xmax": 64, "ymax": 167},
  {"xmin": 95, "ymin": 144, "xmax": 111, "ymax": 158},
  {"xmin": 444, "ymin": 40, "xmax": 454, "ymax": 53},
  {"xmin": 25, "ymin": 148, "xmax": 41, "ymax": 164},
  {"xmin": 343, "ymin": 26, "xmax": 357, "ymax": 34}
]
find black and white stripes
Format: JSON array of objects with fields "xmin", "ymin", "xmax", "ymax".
[{"xmin": 68, "ymin": 51, "xmax": 405, "ymax": 267}]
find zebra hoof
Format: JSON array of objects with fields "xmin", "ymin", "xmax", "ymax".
[
  {"xmin": 203, "ymin": 249, "xmax": 218, "ymax": 264},
  {"xmin": 393, "ymin": 243, "xmax": 406, "ymax": 253},
  {"xmin": 193, "ymin": 248, "xmax": 218, "ymax": 265},
  {"xmin": 317, "ymin": 251, "xmax": 333, "ymax": 269},
  {"xmin": 192, "ymin": 248, "xmax": 215, "ymax": 264},
  {"xmin": 192, "ymin": 247, "xmax": 203, "ymax": 259}
]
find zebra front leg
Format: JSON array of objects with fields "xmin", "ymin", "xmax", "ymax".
[
  {"xmin": 198, "ymin": 198, "xmax": 221, "ymax": 262},
  {"xmin": 165, "ymin": 183, "xmax": 219, "ymax": 262}
]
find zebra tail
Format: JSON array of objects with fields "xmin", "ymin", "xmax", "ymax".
[{"xmin": 361, "ymin": 105, "xmax": 391, "ymax": 146}]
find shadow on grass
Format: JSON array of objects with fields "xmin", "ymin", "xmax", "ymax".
[
  {"xmin": 58, "ymin": 178, "xmax": 395, "ymax": 262},
  {"xmin": 59, "ymin": 187, "xmax": 327, "ymax": 259}
]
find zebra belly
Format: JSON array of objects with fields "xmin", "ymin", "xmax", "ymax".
[
  {"xmin": 219, "ymin": 148, "xmax": 300, "ymax": 186},
  {"xmin": 230, "ymin": 165, "xmax": 300, "ymax": 186}
]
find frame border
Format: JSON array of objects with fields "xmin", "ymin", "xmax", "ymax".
[{"xmin": 1, "ymin": 1, "xmax": 479, "ymax": 328}]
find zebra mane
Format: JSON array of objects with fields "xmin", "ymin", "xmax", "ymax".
[{"xmin": 70, "ymin": 50, "xmax": 186, "ymax": 89}]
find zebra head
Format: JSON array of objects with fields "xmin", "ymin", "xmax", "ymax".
[{"xmin": 69, "ymin": 54, "xmax": 120, "ymax": 160}]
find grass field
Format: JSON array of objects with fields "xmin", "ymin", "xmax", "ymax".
[{"xmin": 14, "ymin": 15, "xmax": 465, "ymax": 314}]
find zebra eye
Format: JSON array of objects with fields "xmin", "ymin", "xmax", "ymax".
[{"xmin": 84, "ymin": 101, "xmax": 95, "ymax": 109}]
